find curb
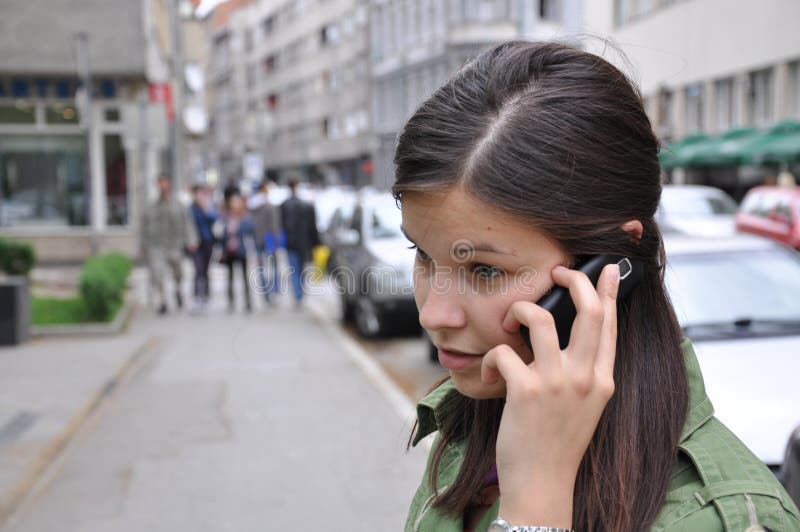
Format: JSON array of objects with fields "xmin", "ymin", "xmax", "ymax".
[
  {"xmin": 0, "ymin": 336, "xmax": 162, "ymax": 527},
  {"xmin": 30, "ymin": 296, "xmax": 137, "ymax": 338}
]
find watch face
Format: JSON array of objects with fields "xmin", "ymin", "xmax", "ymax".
[{"xmin": 488, "ymin": 519, "xmax": 510, "ymax": 532}]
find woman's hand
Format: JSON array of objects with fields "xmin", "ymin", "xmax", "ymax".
[{"xmin": 481, "ymin": 263, "xmax": 621, "ymax": 527}]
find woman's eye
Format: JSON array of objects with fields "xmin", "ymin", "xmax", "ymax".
[
  {"xmin": 472, "ymin": 263, "xmax": 505, "ymax": 280},
  {"xmin": 407, "ymin": 244, "xmax": 431, "ymax": 263}
]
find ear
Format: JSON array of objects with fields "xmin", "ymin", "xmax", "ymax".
[{"xmin": 620, "ymin": 220, "xmax": 643, "ymax": 243}]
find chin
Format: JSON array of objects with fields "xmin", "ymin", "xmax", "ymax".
[{"xmin": 450, "ymin": 372, "xmax": 507, "ymax": 400}]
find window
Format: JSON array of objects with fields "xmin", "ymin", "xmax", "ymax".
[
  {"xmin": 685, "ymin": 83, "xmax": 704, "ymax": 133},
  {"xmin": 0, "ymin": 102, "xmax": 36, "ymax": 124},
  {"xmin": 45, "ymin": 103, "xmax": 79, "ymax": 125},
  {"xmin": 262, "ymin": 15, "xmax": 275, "ymax": 36},
  {"xmin": 749, "ymin": 68, "xmax": 774, "ymax": 127},
  {"xmin": 714, "ymin": 78, "xmax": 737, "ymax": 132},
  {"xmin": 246, "ymin": 63, "xmax": 256, "ymax": 88},
  {"xmin": 613, "ymin": 0, "xmax": 633, "ymax": 26},
  {"xmin": 790, "ymin": 61, "xmax": 800, "ymax": 119},
  {"xmin": 244, "ymin": 28, "xmax": 254, "ymax": 53},
  {"xmin": 320, "ymin": 23, "xmax": 339, "ymax": 46},
  {"xmin": 104, "ymin": 134, "xmax": 127, "ymax": 225},
  {"xmin": 636, "ymin": 0, "xmax": 655, "ymax": 17},
  {"xmin": 262, "ymin": 54, "xmax": 276, "ymax": 74},
  {"xmin": 540, "ymin": 0, "xmax": 562, "ymax": 22},
  {"xmin": 0, "ymin": 135, "xmax": 88, "ymax": 226}
]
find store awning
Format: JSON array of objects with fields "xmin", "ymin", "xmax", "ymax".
[
  {"xmin": 741, "ymin": 120, "xmax": 800, "ymax": 165},
  {"xmin": 659, "ymin": 134, "xmax": 712, "ymax": 169},
  {"xmin": 685, "ymin": 127, "xmax": 761, "ymax": 167}
]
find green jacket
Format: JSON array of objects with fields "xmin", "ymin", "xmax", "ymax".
[{"xmin": 406, "ymin": 339, "xmax": 800, "ymax": 531}]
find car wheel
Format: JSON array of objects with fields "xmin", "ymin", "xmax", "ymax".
[
  {"xmin": 340, "ymin": 292, "xmax": 355, "ymax": 324},
  {"xmin": 355, "ymin": 295, "xmax": 385, "ymax": 338}
]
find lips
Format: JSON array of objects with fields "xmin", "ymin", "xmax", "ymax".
[{"xmin": 437, "ymin": 346, "xmax": 483, "ymax": 371}]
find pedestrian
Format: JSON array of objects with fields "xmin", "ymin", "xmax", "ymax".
[
  {"xmin": 395, "ymin": 42, "xmax": 799, "ymax": 531},
  {"xmin": 223, "ymin": 176, "xmax": 240, "ymax": 209},
  {"xmin": 279, "ymin": 179, "xmax": 320, "ymax": 307},
  {"xmin": 248, "ymin": 179, "xmax": 281, "ymax": 306},
  {"xmin": 220, "ymin": 192, "xmax": 256, "ymax": 312},
  {"xmin": 141, "ymin": 174, "xmax": 197, "ymax": 315},
  {"xmin": 189, "ymin": 183, "xmax": 217, "ymax": 313}
]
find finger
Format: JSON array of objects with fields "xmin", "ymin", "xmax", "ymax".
[
  {"xmin": 502, "ymin": 300, "xmax": 561, "ymax": 374},
  {"xmin": 595, "ymin": 264, "xmax": 621, "ymax": 377},
  {"xmin": 481, "ymin": 343, "xmax": 531, "ymax": 388},
  {"xmin": 550, "ymin": 265, "xmax": 604, "ymax": 365}
]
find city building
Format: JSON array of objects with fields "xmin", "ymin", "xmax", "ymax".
[
  {"xmin": 206, "ymin": 0, "xmax": 255, "ymax": 186},
  {"xmin": 370, "ymin": 0, "xmax": 583, "ymax": 188},
  {"xmin": 584, "ymin": 0, "xmax": 800, "ymax": 198},
  {"xmin": 0, "ymin": 0, "xmax": 201, "ymax": 262},
  {"xmin": 208, "ymin": 0, "xmax": 373, "ymax": 189}
]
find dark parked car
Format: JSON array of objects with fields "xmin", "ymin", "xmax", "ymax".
[{"xmin": 327, "ymin": 192, "xmax": 418, "ymax": 338}]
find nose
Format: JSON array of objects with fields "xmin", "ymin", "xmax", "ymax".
[{"xmin": 417, "ymin": 275, "xmax": 466, "ymax": 332}]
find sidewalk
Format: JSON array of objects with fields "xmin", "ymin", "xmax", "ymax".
[{"xmin": 0, "ymin": 265, "xmax": 428, "ymax": 531}]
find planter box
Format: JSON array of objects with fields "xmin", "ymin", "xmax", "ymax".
[{"xmin": 0, "ymin": 277, "xmax": 30, "ymax": 345}]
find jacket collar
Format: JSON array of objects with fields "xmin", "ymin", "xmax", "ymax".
[{"xmin": 412, "ymin": 337, "xmax": 713, "ymax": 447}]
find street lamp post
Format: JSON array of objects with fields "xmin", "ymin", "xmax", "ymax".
[
  {"xmin": 75, "ymin": 31, "xmax": 99, "ymax": 255},
  {"xmin": 167, "ymin": 0, "xmax": 186, "ymax": 193}
]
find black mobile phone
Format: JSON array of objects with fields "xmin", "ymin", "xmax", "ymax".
[{"xmin": 519, "ymin": 255, "xmax": 643, "ymax": 351}]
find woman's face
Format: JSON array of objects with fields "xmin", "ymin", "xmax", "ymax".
[
  {"xmin": 401, "ymin": 187, "xmax": 571, "ymax": 400},
  {"xmin": 229, "ymin": 195, "xmax": 244, "ymax": 215}
]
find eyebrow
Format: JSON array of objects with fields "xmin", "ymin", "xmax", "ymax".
[{"xmin": 400, "ymin": 225, "xmax": 517, "ymax": 256}]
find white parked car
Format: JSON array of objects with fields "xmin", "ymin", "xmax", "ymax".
[
  {"xmin": 664, "ymin": 233, "xmax": 800, "ymax": 474},
  {"xmin": 657, "ymin": 185, "xmax": 738, "ymax": 237}
]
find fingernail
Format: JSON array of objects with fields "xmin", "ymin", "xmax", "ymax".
[{"xmin": 610, "ymin": 264, "xmax": 620, "ymax": 282}]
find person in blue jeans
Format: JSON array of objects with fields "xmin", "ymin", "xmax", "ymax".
[
  {"xmin": 247, "ymin": 180, "xmax": 281, "ymax": 305},
  {"xmin": 220, "ymin": 193, "xmax": 256, "ymax": 312},
  {"xmin": 189, "ymin": 184, "xmax": 217, "ymax": 313},
  {"xmin": 279, "ymin": 179, "xmax": 320, "ymax": 307}
]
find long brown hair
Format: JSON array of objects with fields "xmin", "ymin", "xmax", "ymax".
[{"xmin": 393, "ymin": 41, "xmax": 688, "ymax": 532}]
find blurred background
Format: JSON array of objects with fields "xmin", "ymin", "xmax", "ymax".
[{"xmin": 0, "ymin": 0, "xmax": 799, "ymax": 530}]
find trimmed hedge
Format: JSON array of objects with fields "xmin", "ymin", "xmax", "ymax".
[
  {"xmin": 0, "ymin": 238, "xmax": 36, "ymax": 276},
  {"xmin": 79, "ymin": 253, "xmax": 133, "ymax": 321}
]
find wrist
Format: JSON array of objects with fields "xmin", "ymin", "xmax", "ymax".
[{"xmin": 498, "ymin": 477, "xmax": 575, "ymax": 529}]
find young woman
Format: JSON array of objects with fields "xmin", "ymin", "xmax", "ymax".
[
  {"xmin": 220, "ymin": 193, "xmax": 256, "ymax": 312},
  {"xmin": 394, "ymin": 41, "xmax": 800, "ymax": 532}
]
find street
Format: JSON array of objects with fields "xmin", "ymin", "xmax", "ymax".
[{"xmin": 1, "ymin": 264, "xmax": 443, "ymax": 531}]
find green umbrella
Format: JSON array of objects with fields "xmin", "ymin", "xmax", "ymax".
[
  {"xmin": 686, "ymin": 127, "xmax": 761, "ymax": 167},
  {"xmin": 659, "ymin": 133, "xmax": 711, "ymax": 169},
  {"xmin": 741, "ymin": 120, "xmax": 800, "ymax": 165}
]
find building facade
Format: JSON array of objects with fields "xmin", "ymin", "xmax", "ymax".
[
  {"xmin": 208, "ymin": 0, "xmax": 373, "ymax": 189},
  {"xmin": 0, "ymin": 0, "xmax": 193, "ymax": 262},
  {"xmin": 584, "ymin": 0, "xmax": 800, "ymax": 196},
  {"xmin": 370, "ymin": 0, "xmax": 583, "ymax": 189}
]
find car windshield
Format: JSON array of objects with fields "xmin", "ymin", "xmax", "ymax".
[
  {"xmin": 660, "ymin": 192, "xmax": 738, "ymax": 217},
  {"xmin": 665, "ymin": 248, "xmax": 800, "ymax": 335},
  {"xmin": 368, "ymin": 201, "xmax": 402, "ymax": 239}
]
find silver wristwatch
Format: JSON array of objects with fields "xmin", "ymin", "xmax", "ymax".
[{"xmin": 487, "ymin": 518, "xmax": 574, "ymax": 532}]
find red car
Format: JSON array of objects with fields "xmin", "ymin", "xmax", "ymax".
[{"xmin": 736, "ymin": 186, "xmax": 800, "ymax": 249}]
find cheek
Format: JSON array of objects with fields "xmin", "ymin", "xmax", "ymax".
[{"xmin": 412, "ymin": 274, "xmax": 428, "ymax": 310}]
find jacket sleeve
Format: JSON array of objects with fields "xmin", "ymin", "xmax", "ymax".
[{"xmin": 183, "ymin": 205, "xmax": 199, "ymax": 249}]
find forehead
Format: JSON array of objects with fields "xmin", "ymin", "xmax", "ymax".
[{"xmin": 400, "ymin": 187, "xmax": 553, "ymax": 253}]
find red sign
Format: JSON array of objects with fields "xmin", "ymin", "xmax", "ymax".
[{"xmin": 149, "ymin": 83, "xmax": 174, "ymax": 122}]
